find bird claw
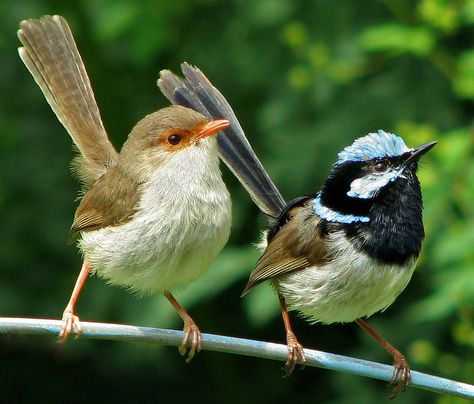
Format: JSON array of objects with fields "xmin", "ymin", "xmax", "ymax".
[
  {"xmin": 58, "ymin": 306, "xmax": 82, "ymax": 342},
  {"xmin": 387, "ymin": 353, "xmax": 411, "ymax": 399},
  {"xmin": 178, "ymin": 320, "xmax": 202, "ymax": 363},
  {"xmin": 283, "ymin": 333, "xmax": 306, "ymax": 377}
]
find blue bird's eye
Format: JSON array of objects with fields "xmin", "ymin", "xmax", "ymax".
[{"xmin": 374, "ymin": 161, "xmax": 388, "ymax": 172}]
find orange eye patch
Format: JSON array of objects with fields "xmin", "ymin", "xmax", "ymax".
[{"xmin": 157, "ymin": 128, "xmax": 193, "ymax": 151}]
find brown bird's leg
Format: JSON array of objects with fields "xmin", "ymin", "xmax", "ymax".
[
  {"xmin": 163, "ymin": 290, "xmax": 201, "ymax": 363},
  {"xmin": 59, "ymin": 261, "xmax": 91, "ymax": 341},
  {"xmin": 356, "ymin": 318, "xmax": 410, "ymax": 398},
  {"xmin": 279, "ymin": 294, "xmax": 306, "ymax": 376}
]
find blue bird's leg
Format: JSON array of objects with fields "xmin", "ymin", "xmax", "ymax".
[
  {"xmin": 356, "ymin": 318, "xmax": 411, "ymax": 398},
  {"xmin": 279, "ymin": 294, "xmax": 306, "ymax": 376}
]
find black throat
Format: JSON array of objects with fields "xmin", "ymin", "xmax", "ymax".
[
  {"xmin": 348, "ymin": 173, "xmax": 424, "ymax": 265},
  {"xmin": 319, "ymin": 163, "xmax": 425, "ymax": 266}
]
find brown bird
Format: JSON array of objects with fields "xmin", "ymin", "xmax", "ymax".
[{"xmin": 18, "ymin": 15, "xmax": 232, "ymax": 361}]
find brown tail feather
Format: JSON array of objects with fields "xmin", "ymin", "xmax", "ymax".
[{"xmin": 18, "ymin": 15, "xmax": 118, "ymax": 188}]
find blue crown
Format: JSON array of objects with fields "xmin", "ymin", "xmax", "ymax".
[{"xmin": 337, "ymin": 130, "xmax": 409, "ymax": 164}]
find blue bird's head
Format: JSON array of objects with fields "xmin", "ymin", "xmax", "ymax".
[{"xmin": 314, "ymin": 130, "xmax": 436, "ymax": 224}]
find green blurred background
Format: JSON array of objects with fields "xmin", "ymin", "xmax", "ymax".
[{"xmin": 1, "ymin": 0, "xmax": 473, "ymax": 402}]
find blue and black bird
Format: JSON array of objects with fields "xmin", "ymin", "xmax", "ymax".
[
  {"xmin": 242, "ymin": 131, "xmax": 436, "ymax": 393},
  {"xmin": 159, "ymin": 64, "xmax": 436, "ymax": 397}
]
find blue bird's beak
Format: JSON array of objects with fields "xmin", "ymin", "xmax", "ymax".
[{"xmin": 403, "ymin": 141, "xmax": 437, "ymax": 167}]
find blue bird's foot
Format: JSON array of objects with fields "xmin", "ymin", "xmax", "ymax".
[
  {"xmin": 388, "ymin": 353, "xmax": 411, "ymax": 399},
  {"xmin": 283, "ymin": 332, "xmax": 306, "ymax": 377}
]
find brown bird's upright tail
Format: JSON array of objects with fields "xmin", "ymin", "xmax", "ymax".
[
  {"xmin": 18, "ymin": 15, "xmax": 118, "ymax": 188},
  {"xmin": 158, "ymin": 63, "xmax": 286, "ymax": 219}
]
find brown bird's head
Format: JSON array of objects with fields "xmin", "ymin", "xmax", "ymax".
[{"xmin": 119, "ymin": 105, "xmax": 229, "ymax": 179}]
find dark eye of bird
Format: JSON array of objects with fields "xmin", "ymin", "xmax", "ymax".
[
  {"xmin": 168, "ymin": 134, "xmax": 181, "ymax": 145},
  {"xmin": 374, "ymin": 161, "xmax": 388, "ymax": 172}
]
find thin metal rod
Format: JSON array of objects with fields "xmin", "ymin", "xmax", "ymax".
[{"xmin": 0, "ymin": 317, "xmax": 473, "ymax": 399}]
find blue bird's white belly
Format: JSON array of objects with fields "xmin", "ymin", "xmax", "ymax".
[
  {"xmin": 276, "ymin": 231, "xmax": 417, "ymax": 324},
  {"xmin": 79, "ymin": 151, "xmax": 232, "ymax": 294}
]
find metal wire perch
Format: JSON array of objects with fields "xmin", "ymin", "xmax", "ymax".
[{"xmin": 0, "ymin": 317, "xmax": 473, "ymax": 399}]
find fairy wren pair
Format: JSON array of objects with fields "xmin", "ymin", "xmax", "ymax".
[
  {"xmin": 18, "ymin": 15, "xmax": 231, "ymax": 360},
  {"xmin": 19, "ymin": 14, "xmax": 436, "ymax": 397},
  {"xmin": 160, "ymin": 65, "xmax": 436, "ymax": 397}
]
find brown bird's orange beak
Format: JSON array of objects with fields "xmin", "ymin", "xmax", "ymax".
[{"xmin": 195, "ymin": 118, "xmax": 229, "ymax": 140}]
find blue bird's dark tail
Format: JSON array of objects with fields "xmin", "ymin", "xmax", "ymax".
[{"xmin": 158, "ymin": 63, "xmax": 285, "ymax": 219}]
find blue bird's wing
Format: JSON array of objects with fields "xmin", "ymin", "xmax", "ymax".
[
  {"xmin": 242, "ymin": 200, "xmax": 329, "ymax": 295},
  {"xmin": 266, "ymin": 194, "xmax": 316, "ymax": 241}
]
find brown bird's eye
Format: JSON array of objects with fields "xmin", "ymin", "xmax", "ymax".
[
  {"xmin": 168, "ymin": 134, "xmax": 181, "ymax": 145},
  {"xmin": 374, "ymin": 161, "xmax": 388, "ymax": 172}
]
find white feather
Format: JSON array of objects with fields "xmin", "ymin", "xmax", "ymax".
[
  {"xmin": 277, "ymin": 229, "xmax": 416, "ymax": 324},
  {"xmin": 79, "ymin": 137, "xmax": 232, "ymax": 294},
  {"xmin": 347, "ymin": 167, "xmax": 403, "ymax": 199}
]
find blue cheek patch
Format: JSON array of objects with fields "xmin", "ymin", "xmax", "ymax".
[
  {"xmin": 313, "ymin": 194, "xmax": 370, "ymax": 224},
  {"xmin": 347, "ymin": 168, "xmax": 402, "ymax": 199}
]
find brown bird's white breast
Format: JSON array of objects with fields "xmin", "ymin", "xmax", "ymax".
[{"xmin": 79, "ymin": 139, "xmax": 232, "ymax": 294}]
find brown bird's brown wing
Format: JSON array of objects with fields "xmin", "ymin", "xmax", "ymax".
[
  {"xmin": 71, "ymin": 168, "xmax": 142, "ymax": 237},
  {"xmin": 242, "ymin": 202, "xmax": 329, "ymax": 295},
  {"xmin": 18, "ymin": 16, "xmax": 118, "ymax": 189}
]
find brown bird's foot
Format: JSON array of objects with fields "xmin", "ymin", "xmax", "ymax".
[
  {"xmin": 178, "ymin": 319, "xmax": 202, "ymax": 363},
  {"xmin": 388, "ymin": 353, "xmax": 411, "ymax": 399},
  {"xmin": 283, "ymin": 332, "xmax": 306, "ymax": 377},
  {"xmin": 163, "ymin": 290, "xmax": 202, "ymax": 363},
  {"xmin": 58, "ymin": 261, "xmax": 90, "ymax": 342},
  {"xmin": 58, "ymin": 304, "xmax": 82, "ymax": 342}
]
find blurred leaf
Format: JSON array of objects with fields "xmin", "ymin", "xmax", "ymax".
[
  {"xmin": 463, "ymin": 0, "xmax": 474, "ymax": 23},
  {"xmin": 243, "ymin": 282, "xmax": 279, "ymax": 327},
  {"xmin": 282, "ymin": 21, "xmax": 309, "ymax": 53},
  {"xmin": 359, "ymin": 23, "xmax": 435, "ymax": 56},
  {"xmin": 288, "ymin": 64, "xmax": 312, "ymax": 89},
  {"xmin": 173, "ymin": 246, "xmax": 259, "ymax": 305},
  {"xmin": 433, "ymin": 226, "xmax": 474, "ymax": 268},
  {"xmin": 454, "ymin": 50, "xmax": 474, "ymax": 99},
  {"xmin": 89, "ymin": 1, "xmax": 137, "ymax": 41},
  {"xmin": 409, "ymin": 339, "xmax": 437, "ymax": 366},
  {"xmin": 409, "ymin": 268, "xmax": 474, "ymax": 321},
  {"xmin": 418, "ymin": 0, "xmax": 461, "ymax": 33}
]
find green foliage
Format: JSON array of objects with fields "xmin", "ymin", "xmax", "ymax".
[
  {"xmin": 360, "ymin": 23, "xmax": 436, "ymax": 56},
  {"xmin": 0, "ymin": 0, "xmax": 472, "ymax": 402}
]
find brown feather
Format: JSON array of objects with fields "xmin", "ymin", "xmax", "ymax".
[
  {"xmin": 18, "ymin": 15, "xmax": 118, "ymax": 189},
  {"xmin": 71, "ymin": 165, "xmax": 142, "ymax": 236},
  {"xmin": 70, "ymin": 107, "xmax": 212, "ymax": 238},
  {"xmin": 242, "ymin": 203, "xmax": 330, "ymax": 295}
]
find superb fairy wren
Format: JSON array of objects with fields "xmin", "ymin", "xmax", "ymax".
[
  {"xmin": 242, "ymin": 131, "xmax": 436, "ymax": 395},
  {"xmin": 18, "ymin": 16, "xmax": 232, "ymax": 361},
  {"xmin": 159, "ymin": 65, "xmax": 436, "ymax": 397}
]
